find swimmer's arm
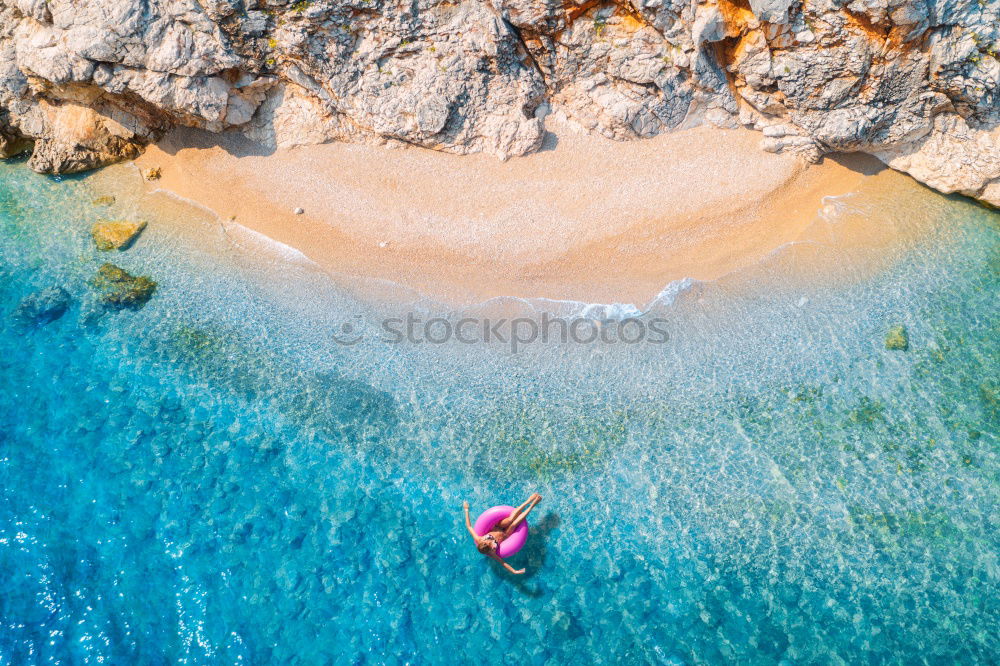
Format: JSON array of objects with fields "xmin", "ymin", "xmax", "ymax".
[
  {"xmin": 463, "ymin": 501, "xmax": 478, "ymax": 541},
  {"xmin": 489, "ymin": 553, "xmax": 525, "ymax": 575}
]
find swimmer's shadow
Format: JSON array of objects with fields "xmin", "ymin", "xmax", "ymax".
[{"xmin": 489, "ymin": 512, "xmax": 559, "ymax": 597}]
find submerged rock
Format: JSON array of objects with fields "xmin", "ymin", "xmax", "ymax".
[
  {"xmin": 92, "ymin": 263, "xmax": 157, "ymax": 310},
  {"xmin": 885, "ymin": 325, "xmax": 909, "ymax": 351},
  {"xmin": 91, "ymin": 220, "xmax": 147, "ymax": 251},
  {"xmin": 12, "ymin": 286, "xmax": 71, "ymax": 327},
  {"xmin": 92, "ymin": 195, "xmax": 115, "ymax": 206}
]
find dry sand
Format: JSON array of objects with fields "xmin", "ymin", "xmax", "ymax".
[{"xmin": 99, "ymin": 123, "xmax": 888, "ymax": 306}]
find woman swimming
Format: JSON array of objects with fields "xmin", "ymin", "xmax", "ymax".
[{"xmin": 463, "ymin": 493, "xmax": 542, "ymax": 574}]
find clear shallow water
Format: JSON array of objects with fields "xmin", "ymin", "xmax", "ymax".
[{"xmin": 0, "ymin": 161, "xmax": 997, "ymax": 665}]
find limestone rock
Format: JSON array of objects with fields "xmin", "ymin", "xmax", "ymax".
[
  {"xmin": 875, "ymin": 115, "xmax": 1000, "ymax": 208},
  {"xmin": 92, "ymin": 263, "xmax": 156, "ymax": 310},
  {"xmin": 12, "ymin": 286, "xmax": 71, "ymax": 327},
  {"xmin": 91, "ymin": 220, "xmax": 147, "ymax": 251},
  {"xmin": 749, "ymin": 0, "xmax": 795, "ymax": 24},
  {"xmin": 24, "ymin": 100, "xmax": 144, "ymax": 174},
  {"xmin": 0, "ymin": 0, "xmax": 997, "ymax": 206}
]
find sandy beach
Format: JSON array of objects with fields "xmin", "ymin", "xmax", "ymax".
[{"xmin": 95, "ymin": 122, "xmax": 894, "ymax": 306}]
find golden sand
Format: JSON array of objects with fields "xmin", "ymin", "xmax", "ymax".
[{"xmin": 90, "ymin": 122, "xmax": 934, "ymax": 307}]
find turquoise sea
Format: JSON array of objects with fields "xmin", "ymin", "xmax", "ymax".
[{"xmin": 0, "ymin": 157, "xmax": 997, "ymax": 664}]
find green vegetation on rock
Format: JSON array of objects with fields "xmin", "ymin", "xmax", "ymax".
[
  {"xmin": 885, "ymin": 325, "xmax": 909, "ymax": 351},
  {"xmin": 92, "ymin": 219, "xmax": 147, "ymax": 251}
]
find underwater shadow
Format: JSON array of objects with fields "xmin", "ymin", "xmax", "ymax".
[{"xmin": 489, "ymin": 511, "xmax": 560, "ymax": 598}]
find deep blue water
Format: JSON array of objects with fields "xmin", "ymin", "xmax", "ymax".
[{"xmin": 0, "ymin": 160, "xmax": 998, "ymax": 665}]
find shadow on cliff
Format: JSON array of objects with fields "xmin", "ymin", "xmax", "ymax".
[
  {"xmin": 826, "ymin": 151, "xmax": 887, "ymax": 176},
  {"xmin": 538, "ymin": 130, "xmax": 559, "ymax": 152},
  {"xmin": 154, "ymin": 127, "xmax": 275, "ymax": 159}
]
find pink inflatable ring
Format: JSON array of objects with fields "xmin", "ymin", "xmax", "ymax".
[{"xmin": 473, "ymin": 505, "xmax": 528, "ymax": 558}]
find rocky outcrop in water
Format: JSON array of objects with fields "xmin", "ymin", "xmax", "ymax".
[
  {"xmin": 885, "ymin": 324, "xmax": 909, "ymax": 351},
  {"xmin": 0, "ymin": 0, "xmax": 999, "ymax": 204},
  {"xmin": 92, "ymin": 263, "xmax": 157, "ymax": 310},
  {"xmin": 12, "ymin": 286, "xmax": 71, "ymax": 326}
]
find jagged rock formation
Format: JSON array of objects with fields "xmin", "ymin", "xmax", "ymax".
[{"xmin": 1, "ymin": 0, "xmax": 999, "ymax": 205}]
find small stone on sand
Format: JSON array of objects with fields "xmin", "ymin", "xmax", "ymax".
[
  {"xmin": 143, "ymin": 167, "xmax": 162, "ymax": 181},
  {"xmin": 294, "ymin": 207, "xmax": 304, "ymax": 215}
]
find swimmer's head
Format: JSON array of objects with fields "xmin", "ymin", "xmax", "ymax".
[{"xmin": 477, "ymin": 536, "xmax": 497, "ymax": 554}]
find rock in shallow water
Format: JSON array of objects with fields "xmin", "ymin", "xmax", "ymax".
[
  {"xmin": 92, "ymin": 263, "xmax": 157, "ymax": 310},
  {"xmin": 92, "ymin": 220, "xmax": 147, "ymax": 251},
  {"xmin": 12, "ymin": 286, "xmax": 71, "ymax": 327},
  {"xmin": 885, "ymin": 325, "xmax": 909, "ymax": 351}
]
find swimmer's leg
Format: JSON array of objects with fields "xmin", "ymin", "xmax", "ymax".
[
  {"xmin": 498, "ymin": 493, "xmax": 541, "ymax": 530},
  {"xmin": 501, "ymin": 494, "xmax": 541, "ymax": 537}
]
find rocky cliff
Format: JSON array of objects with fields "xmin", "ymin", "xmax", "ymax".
[{"xmin": 1, "ymin": 0, "xmax": 999, "ymax": 205}]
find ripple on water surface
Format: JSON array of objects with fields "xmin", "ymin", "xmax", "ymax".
[{"xmin": 0, "ymin": 162, "xmax": 998, "ymax": 664}]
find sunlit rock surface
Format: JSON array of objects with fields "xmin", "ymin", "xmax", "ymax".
[{"xmin": 0, "ymin": 0, "xmax": 999, "ymax": 203}]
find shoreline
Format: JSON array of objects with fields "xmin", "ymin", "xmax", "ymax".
[{"xmin": 93, "ymin": 124, "xmax": 920, "ymax": 307}]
